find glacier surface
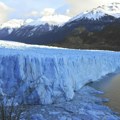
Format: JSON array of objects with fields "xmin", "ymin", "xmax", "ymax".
[{"xmin": 0, "ymin": 40, "xmax": 120, "ymax": 105}]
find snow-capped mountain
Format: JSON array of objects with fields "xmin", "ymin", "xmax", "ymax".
[
  {"xmin": 0, "ymin": 18, "xmax": 60, "ymax": 41},
  {"xmin": 0, "ymin": 14, "xmax": 70, "ymax": 40},
  {"xmin": 0, "ymin": 2, "xmax": 120, "ymax": 45},
  {"xmin": 0, "ymin": 19, "xmax": 25, "ymax": 34},
  {"xmin": 0, "ymin": 18, "xmax": 56, "ymax": 30},
  {"xmin": 0, "ymin": 14, "xmax": 70, "ymax": 29},
  {"xmin": 70, "ymin": 2, "xmax": 120, "ymax": 21}
]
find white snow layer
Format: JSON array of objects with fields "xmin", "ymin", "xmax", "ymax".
[
  {"xmin": 69, "ymin": 2, "xmax": 120, "ymax": 21},
  {"xmin": 0, "ymin": 40, "xmax": 120, "ymax": 105}
]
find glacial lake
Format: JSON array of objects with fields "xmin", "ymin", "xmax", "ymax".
[{"xmin": 90, "ymin": 73, "xmax": 120, "ymax": 113}]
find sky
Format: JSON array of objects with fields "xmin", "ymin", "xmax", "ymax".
[{"xmin": 0, "ymin": 0, "xmax": 120, "ymax": 24}]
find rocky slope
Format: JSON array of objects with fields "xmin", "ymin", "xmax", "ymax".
[{"xmin": 52, "ymin": 21, "xmax": 120, "ymax": 51}]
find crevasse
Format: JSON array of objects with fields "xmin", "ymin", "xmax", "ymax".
[{"xmin": 0, "ymin": 41, "xmax": 120, "ymax": 105}]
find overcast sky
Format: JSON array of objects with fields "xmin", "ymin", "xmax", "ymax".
[{"xmin": 0, "ymin": 0, "xmax": 120, "ymax": 23}]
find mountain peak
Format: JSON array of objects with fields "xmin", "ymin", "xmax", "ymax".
[{"xmin": 70, "ymin": 2, "xmax": 120, "ymax": 21}]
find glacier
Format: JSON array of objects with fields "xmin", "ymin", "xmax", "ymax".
[{"xmin": 0, "ymin": 40, "xmax": 120, "ymax": 105}]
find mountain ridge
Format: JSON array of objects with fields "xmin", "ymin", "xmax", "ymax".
[
  {"xmin": 69, "ymin": 2, "xmax": 120, "ymax": 22},
  {"xmin": 0, "ymin": 2, "xmax": 120, "ymax": 50}
]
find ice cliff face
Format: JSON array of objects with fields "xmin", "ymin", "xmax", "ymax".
[{"xmin": 0, "ymin": 40, "xmax": 120, "ymax": 105}]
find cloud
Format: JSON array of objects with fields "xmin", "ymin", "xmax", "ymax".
[
  {"xmin": 40, "ymin": 14, "xmax": 71, "ymax": 25},
  {"xmin": 27, "ymin": 8, "xmax": 55, "ymax": 18},
  {"xmin": 41, "ymin": 8, "xmax": 55, "ymax": 16},
  {"xmin": 66, "ymin": 0, "xmax": 120, "ymax": 16},
  {"xmin": 41, "ymin": 8, "xmax": 70, "ymax": 25},
  {"xmin": 40, "ymin": 8, "xmax": 71, "ymax": 25},
  {"xmin": 40, "ymin": 8, "xmax": 70, "ymax": 25},
  {"xmin": 27, "ymin": 8, "xmax": 71, "ymax": 25},
  {"xmin": 29, "ymin": 11, "xmax": 40, "ymax": 17},
  {"xmin": 0, "ymin": 2, "xmax": 12, "ymax": 24},
  {"xmin": 66, "ymin": 9, "xmax": 70, "ymax": 15}
]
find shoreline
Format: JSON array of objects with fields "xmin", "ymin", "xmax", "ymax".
[{"xmin": 90, "ymin": 73, "xmax": 120, "ymax": 114}]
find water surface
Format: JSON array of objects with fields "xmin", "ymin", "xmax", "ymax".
[{"xmin": 90, "ymin": 74, "xmax": 120, "ymax": 113}]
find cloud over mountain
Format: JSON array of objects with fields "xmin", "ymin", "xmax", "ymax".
[
  {"xmin": 27, "ymin": 8, "xmax": 71, "ymax": 25},
  {"xmin": 0, "ymin": 2, "xmax": 12, "ymax": 24}
]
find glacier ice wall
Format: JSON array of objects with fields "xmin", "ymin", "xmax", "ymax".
[{"xmin": 0, "ymin": 41, "xmax": 120, "ymax": 105}]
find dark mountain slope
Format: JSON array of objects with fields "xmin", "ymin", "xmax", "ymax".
[
  {"xmin": 0, "ymin": 16, "xmax": 117, "ymax": 45},
  {"xmin": 51, "ymin": 22, "xmax": 120, "ymax": 51}
]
